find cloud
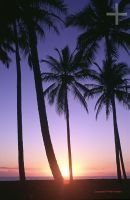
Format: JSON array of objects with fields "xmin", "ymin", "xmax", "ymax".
[
  {"xmin": 0, "ymin": 166, "xmax": 45, "ymax": 176},
  {"xmin": 0, "ymin": 167, "xmax": 18, "ymax": 171},
  {"xmin": 0, "ymin": 166, "xmax": 42, "ymax": 171}
]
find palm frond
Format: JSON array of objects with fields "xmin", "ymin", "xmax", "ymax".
[
  {"xmin": 118, "ymin": 18, "xmax": 130, "ymax": 31},
  {"xmin": 94, "ymin": 94, "xmax": 105, "ymax": 119},
  {"xmin": 54, "ymin": 48, "xmax": 63, "ymax": 63},
  {"xmin": 43, "ymin": 83, "xmax": 56, "ymax": 96},
  {"xmin": 105, "ymin": 98, "xmax": 111, "ymax": 119},
  {"xmin": 41, "ymin": 58, "xmax": 61, "ymax": 72},
  {"xmin": 72, "ymin": 84, "xmax": 88, "ymax": 112},
  {"xmin": 66, "ymin": 4, "xmax": 90, "ymax": 28},
  {"xmin": 40, "ymin": 0, "xmax": 67, "ymax": 14},
  {"xmin": 56, "ymin": 83, "xmax": 66, "ymax": 114},
  {"xmin": 41, "ymin": 72, "xmax": 58, "ymax": 82},
  {"xmin": 94, "ymin": 62, "xmax": 103, "ymax": 73},
  {"xmin": 28, "ymin": 53, "xmax": 33, "ymax": 69},
  {"xmin": 87, "ymin": 86, "xmax": 103, "ymax": 98},
  {"xmin": 48, "ymin": 85, "xmax": 60, "ymax": 105},
  {"xmin": 119, "ymin": 0, "xmax": 130, "ymax": 12},
  {"xmin": 112, "ymin": 31, "xmax": 130, "ymax": 54},
  {"xmin": 74, "ymin": 80, "xmax": 89, "ymax": 93},
  {"xmin": 115, "ymin": 89, "xmax": 130, "ymax": 107},
  {"xmin": 0, "ymin": 47, "xmax": 11, "ymax": 68}
]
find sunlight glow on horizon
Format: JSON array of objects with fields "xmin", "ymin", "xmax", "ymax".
[{"xmin": 1, "ymin": 163, "xmax": 130, "ymax": 178}]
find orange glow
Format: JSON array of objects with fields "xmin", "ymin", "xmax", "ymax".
[
  {"xmin": 61, "ymin": 165, "xmax": 69, "ymax": 179},
  {"xmin": 60, "ymin": 161, "xmax": 80, "ymax": 179}
]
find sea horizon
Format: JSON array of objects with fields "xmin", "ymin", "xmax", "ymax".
[{"xmin": 0, "ymin": 175, "xmax": 130, "ymax": 181}]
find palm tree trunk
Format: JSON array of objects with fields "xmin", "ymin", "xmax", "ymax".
[
  {"xmin": 111, "ymin": 96, "xmax": 127, "ymax": 180},
  {"xmin": 116, "ymin": 133, "xmax": 127, "ymax": 179},
  {"xmin": 27, "ymin": 26, "xmax": 63, "ymax": 182},
  {"xmin": 105, "ymin": 36, "xmax": 112, "ymax": 62},
  {"xmin": 65, "ymin": 91, "xmax": 73, "ymax": 181},
  {"xmin": 111, "ymin": 96, "xmax": 122, "ymax": 180},
  {"xmin": 13, "ymin": 21, "xmax": 25, "ymax": 181}
]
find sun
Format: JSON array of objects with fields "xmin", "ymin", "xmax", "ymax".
[
  {"xmin": 60, "ymin": 162, "xmax": 80, "ymax": 180},
  {"xmin": 61, "ymin": 166, "xmax": 69, "ymax": 179}
]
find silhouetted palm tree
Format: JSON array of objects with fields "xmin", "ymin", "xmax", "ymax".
[
  {"xmin": 20, "ymin": 0, "xmax": 67, "ymax": 181},
  {"xmin": 41, "ymin": 46, "xmax": 90, "ymax": 181},
  {"xmin": 1, "ymin": 0, "xmax": 66, "ymax": 181},
  {"xmin": 13, "ymin": 21, "xmax": 26, "ymax": 181},
  {"xmin": 66, "ymin": 0, "xmax": 130, "ymax": 61},
  {"xmin": 86, "ymin": 59, "xmax": 130, "ymax": 180},
  {"xmin": 0, "ymin": 1, "xmax": 29, "ymax": 180}
]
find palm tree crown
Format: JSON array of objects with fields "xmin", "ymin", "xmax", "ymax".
[
  {"xmin": 86, "ymin": 59, "xmax": 130, "ymax": 180},
  {"xmin": 66, "ymin": 0, "xmax": 130, "ymax": 60},
  {"xmin": 88, "ymin": 60, "xmax": 130, "ymax": 118},
  {"xmin": 41, "ymin": 46, "xmax": 90, "ymax": 181},
  {"xmin": 42, "ymin": 46, "xmax": 89, "ymax": 114}
]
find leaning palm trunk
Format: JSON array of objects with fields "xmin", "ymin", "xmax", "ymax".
[
  {"xmin": 13, "ymin": 21, "xmax": 25, "ymax": 181},
  {"xmin": 111, "ymin": 96, "xmax": 127, "ymax": 180},
  {"xmin": 28, "ymin": 26, "xmax": 63, "ymax": 181},
  {"xmin": 117, "ymin": 132, "xmax": 127, "ymax": 179},
  {"xmin": 65, "ymin": 92, "xmax": 73, "ymax": 181}
]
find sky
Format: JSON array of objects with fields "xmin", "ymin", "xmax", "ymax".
[{"xmin": 0, "ymin": 0, "xmax": 130, "ymax": 180}]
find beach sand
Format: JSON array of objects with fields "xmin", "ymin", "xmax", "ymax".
[{"xmin": 0, "ymin": 179, "xmax": 130, "ymax": 200}]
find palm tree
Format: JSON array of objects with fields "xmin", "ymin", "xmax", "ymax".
[
  {"xmin": 0, "ymin": 14, "xmax": 26, "ymax": 181},
  {"xmin": 1, "ymin": 0, "xmax": 67, "ymax": 181},
  {"xmin": 66, "ymin": 0, "xmax": 130, "ymax": 61},
  {"xmin": 13, "ymin": 21, "xmax": 26, "ymax": 181},
  {"xmin": 1, "ymin": 0, "xmax": 66, "ymax": 181},
  {"xmin": 41, "ymin": 46, "xmax": 90, "ymax": 181},
  {"xmin": 0, "ymin": 18, "xmax": 27, "ymax": 181},
  {"xmin": 20, "ymin": 0, "xmax": 67, "ymax": 181},
  {"xmin": 67, "ymin": 0, "xmax": 130, "ymax": 180},
  {"xmin": 0, "ymin": 1, "xmax": 29, "ymax": 180},
  {"xmin": 86, "ymin": 59, "xmax": 130, "ymax": 180}
]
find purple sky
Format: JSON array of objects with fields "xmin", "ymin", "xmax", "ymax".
[{"xmin": 0, "ymin": 0, "xmax": 130, "ymax": 179}]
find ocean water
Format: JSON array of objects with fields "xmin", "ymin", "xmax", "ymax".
[
  {"xmin": 0, "ymin": 176, "xmax": 52, "ymax": 181},
  {"xmin": 0, "ymin": 175, "xmax": 126, "ymax": 181}
]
